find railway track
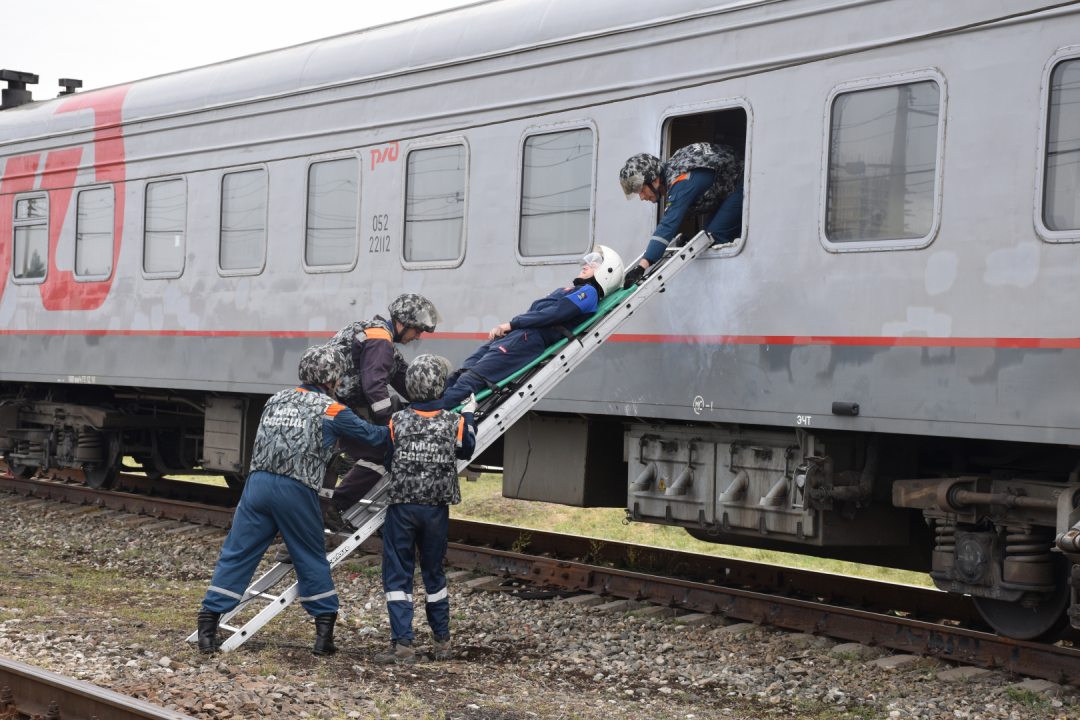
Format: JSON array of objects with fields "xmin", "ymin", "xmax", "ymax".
[
  {"xmin": 3, "ymin": 468, "xmax": 1080, "ymax": 686},
  {"xmin": 0, "ymin": 654, "xmax": 194, "ymax": 720}
]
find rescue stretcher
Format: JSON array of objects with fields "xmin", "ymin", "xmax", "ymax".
[{"xmin": 186, "ymin": 231, "xmax": 716, "ymax": 652}]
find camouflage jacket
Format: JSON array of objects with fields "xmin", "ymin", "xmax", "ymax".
[
  {"xmin": 663, "ymin": 143, "xmax": 741, "ymax": 217},
  {"xmin": 329, "ymin": 317, "xmax": 408, "ymax": 422},
  {"xmin": 386, "ymin": 408, "xmax": 466, "ymax": 506},
  {"xmin": 249, "ymin": 387, "xmax": 339, "ymax": 492}
]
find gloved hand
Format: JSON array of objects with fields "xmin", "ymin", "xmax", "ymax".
[
  {"xmin": 622, "ymin": 264, "xmax": 646, "ymax": 289},
  {"xmin": 461, "ymin": 393, "xmax": 477, "ymax": 415}
]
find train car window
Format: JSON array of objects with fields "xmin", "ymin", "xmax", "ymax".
[
  {"xmin": 825, "ymin": 80, "xmax": 941, "ymax": 245},
  {"xmin": 1043, "ymin": 59, "xmax": 1080, "ymax": 231},
  {"xmin": 519, "ymin": 127, "xmax": 594, "ymax": 258},
  {"xmin": 219, "ymin": 169, "xmax": 267, "ymax": 272},
  {"xmin": 404, "ymin": 144, "xmax": 466, "ymax": 263},
  {"xmin": 74, "ymin": 187, "xmax": 114, "ymax": 279},
  {"xmin": 662, "ymin": 105, "xmax": 749, "ymax": 247},
  {"xmin": 12, "ymin": 194, "xmax": 48, "ymax": 282},
  {"xmin": 305, "ymin": 157, "xmax": 359, "ymax": 267},
  {"xmin": 143, "ymin": 179, "xmax": 186, "ymax": 276}
]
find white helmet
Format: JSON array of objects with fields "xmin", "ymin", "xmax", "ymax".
[{"xmin": 581, "ymin": 245, "xmax": 625, "ymax": 298}]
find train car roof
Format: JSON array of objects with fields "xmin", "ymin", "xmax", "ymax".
[{"xmin": 0, "ymin": 0, "xmax": 770, "ymax": 143}]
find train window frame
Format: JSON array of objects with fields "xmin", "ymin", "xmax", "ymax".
[
  {"xmin": 818, "ymin": 68, "xmax": 948, "ymax": 254},
  {"xmin": 217, "ymin": 165, "xmax": 269, "ymax": 278},
  {"xmin": 11, "ymin": 192, "xmax": 49, "ymax": 285},
  {"xmin": 1035, "ymin": 46, "xmax": 1080, "ymax": 243},
  {"xmin": 73, "ymin": 184, "xmax": 116, "ymax": 282},
  {"xmin": 302, "ymin": 152, "xmax": 362, "ymax": 274},
  {"xmin": 141, "ymin": 177, "xmax": 187, "ymax": 280},
  {"xmin": 514, "ymin": 119, "xmax": 598, "ymax": 266},
  {"xmin": 657, "ymin": 97, "xmax": 753, "ymax": 260},
  {"xmin": 399, "ymin": 136, "xmax": 470, "ymax": 271}
]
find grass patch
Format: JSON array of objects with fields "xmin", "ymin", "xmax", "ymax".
[
  {"xmin": 452, "ymin": 474, "xmax": 934, "ymax": 588},
  {"xmin": 1004, "ymin": 686, "xmax": 1048, "ymax": 708}
]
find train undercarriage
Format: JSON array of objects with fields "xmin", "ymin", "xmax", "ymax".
[{"xmin": 3, "ymin": 380, "xmax": 1080, "ymax": 642}]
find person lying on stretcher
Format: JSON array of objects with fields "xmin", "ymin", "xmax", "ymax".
[{"xmin": 434, "ymin": 245, "xmax": 626, "ymax": 411}]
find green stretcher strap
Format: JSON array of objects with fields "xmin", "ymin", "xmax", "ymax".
[{"xmin": 451, "ymin": 286, "xmax": 636, "ymax": 412}]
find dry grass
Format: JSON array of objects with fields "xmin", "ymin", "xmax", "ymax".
[{"xmin": 451, "ymin": 474, "xmax": 935, "ymax": 588}]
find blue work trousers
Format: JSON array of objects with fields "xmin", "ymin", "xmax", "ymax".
[
  {"xmin": 438, "ymin": 329, "xmax": 547, "ymax": 409},
  {"xmin": 702, "ymin": 176, "xmax": 744, "ymax": 244},
  {"xmin": 202, "ymin": 471, "xmax": 338, "ymax": 617},
  {"xmin": 382, "ymin": 503, "xmax": 450, "ymax": 640}
]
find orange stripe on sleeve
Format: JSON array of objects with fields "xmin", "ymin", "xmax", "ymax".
[
  {"xmin": 364, "ymin": 327, "xmax": 393, "ymax": 342},
  {"xmin": 389, "ymin": 418, "xmax": 395, "ymax": 442},
  {"xmin": 457, "ymin": 418, "xmax": 465, "ymax": 443},
  {"xmin": 325, "ymin": 403, "xmax": 346, "ymax": 418}
]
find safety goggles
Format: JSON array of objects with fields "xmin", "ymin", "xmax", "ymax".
[{"xmin": 580, "ymin": 252, "xmax": 604, "ymax": 269}]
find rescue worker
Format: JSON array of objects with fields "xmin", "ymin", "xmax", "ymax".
[
  {"xmin": 321, "ymin": 293, "xmax": 442, "ymax": 530},
  {"xmin": 618, "ymin": 143, "xmax": 743, "ymax": 288},
  {"xmin": 434, "ymin": 246, "xmax": 624, "ymax": 411},
  {"xmin": 375, "ymin": 355, "xmax": 478, "ymax": 664},
  {"xmin": 197, "ymin": 345, "xmax": 390, "ymax": 656}
]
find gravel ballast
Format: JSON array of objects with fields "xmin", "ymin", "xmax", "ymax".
[{"xmin": 0, "ymin": 492, "xmax": 1077, "ymax": 720}]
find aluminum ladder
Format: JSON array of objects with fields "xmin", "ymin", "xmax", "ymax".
[{"xmin": 186, "ymin": 230, "xmax": 716, "ymax": 652}]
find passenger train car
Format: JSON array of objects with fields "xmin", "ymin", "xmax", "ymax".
[{"xmin": 3, "ymin": 0, "xmax": 1080, "ymax": 640}]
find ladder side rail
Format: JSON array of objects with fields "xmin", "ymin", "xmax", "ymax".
[
  {"xmin": 214, "ymin": 506, "xmax": 390, "ymax": 652},
  {"xmin": 184, "ymin": 561, "xmax": 299, "ymax": 643},
  {"xmin": 457, "ymin": 231, "xmax": 713, "ymax": 473}
]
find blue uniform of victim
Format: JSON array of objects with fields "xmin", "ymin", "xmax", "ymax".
[
  {"xmin": 436, "ymin": 282, "xmax": 600, "ymax": 410},
  {"xmin": 202, "ymin": 384, "xmax": 389, "ymax": 617}
]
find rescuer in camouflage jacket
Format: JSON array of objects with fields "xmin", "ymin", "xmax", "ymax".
[
  {"xmin": 198, "ymin": 345, "xmax": 390, "ymax": 658},
  {"xmin": 320, "ymin": 294, "xmax": 442, "ymax": 532},
  {"xmin": 374, "ymin": 355, "xmax": 477, "ymax": 665},
  {"xmin": 618, "ymin": 142, "xmax": 744, "ymax": 287}
]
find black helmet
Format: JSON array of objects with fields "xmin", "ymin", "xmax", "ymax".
[
  {"xmin": 388, "ymin": 293, "xmax": 442, "ymax": 335},
  {"xmin": 298, "ymin": 345, "xmax": 345, "ymax": 386},
  {"xmin": 619, "ymin": 153, "xmax": 664, "ymax": 199},
  {"xmin": 405, "ymin": 355, "xmax": 453, "ymax": 402}
]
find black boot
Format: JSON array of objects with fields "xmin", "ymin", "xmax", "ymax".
[
  {"xmin": 197, "ymin": 609, "xmax": 221, "ymax": 654},
  {"xmin": 312, "ymin": 613, "xmax": 338, "ymax": 656}
]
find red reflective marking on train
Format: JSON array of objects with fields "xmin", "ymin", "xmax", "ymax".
[
  {"xmin": 38, "ymin": 84, "xmax": 131, "ymax": 311},
  {"xmin": 1, "ymin": 329, "xmax": 1080, "ymax": 350},
  {"xmin": 0, "ymin": 155, "xmax": 42, "ymax": 302}
]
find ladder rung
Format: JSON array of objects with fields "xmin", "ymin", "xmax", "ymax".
[{"xmin": 219, "ymin": 624, "xmax": 240, "ymax": 633}]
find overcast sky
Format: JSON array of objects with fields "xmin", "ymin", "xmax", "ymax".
[{"xmin": 5, "ymin": 0, "xmax": 477, "ymax": 98}]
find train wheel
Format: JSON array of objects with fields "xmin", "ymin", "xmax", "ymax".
[
  {"xmin": 83, "ymin": 433, "xmax": 121, "ymax": 490},
  {"xmin": 3, "ymin": 454, "xmax": 35, "ymax": 479},
  {"xmin": 83, "ymin": 462, "xmax": 120, "ymax": 490},
  {"xmin": 972, "ymin": 558, "xmax": 1071, "ymax": 642},
  {"xmin": 224, "ymin": 474, "xmax": 247, "ymax": 492}
]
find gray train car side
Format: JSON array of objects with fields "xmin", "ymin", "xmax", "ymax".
[{"xmin": 3, "ymin": 0, "xmax": 1080, "ymax": 639}]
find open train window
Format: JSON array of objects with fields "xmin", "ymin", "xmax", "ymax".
[
  {"xmin": 660, "ymin": 102, "xmax": 750, "ymax": 257},
  {"xmin": 402, "ymin": 139, "xmax": 468, "ymax": 269},
  {"xmin": 820, "ymin": 70, "xmax": 946, "ymax": 252},
  {"xmin": 74, "ymin": 186, "xmax": 114, "ymax": 281},
  {"xmin": 12, "ymin": 192, "xmax": 48, "ymax": 284}
]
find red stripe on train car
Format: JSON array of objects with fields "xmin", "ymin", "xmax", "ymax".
[{"xmin": 1, "ymin": 329, "xmax": 1080, "ymax": 349}]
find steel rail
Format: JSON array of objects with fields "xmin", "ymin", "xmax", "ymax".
[
  {"xmin": 4, "ymin": 470, "xmax": 1079, "ymax": 683},
  {"xmin": 364, "ymin": 537, "xmax": 1080, "ymax": 686},
  {"xmin": 0, "ymin": 655, "xmax": 194, "ymax": 720},
  {"xmin": 0, "ymin": 475, "xmax": 235, "ymax": 529}
]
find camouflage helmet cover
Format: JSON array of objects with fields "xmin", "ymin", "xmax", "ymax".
[
  {"xmin": 298, "ymin": 344, "xmax": 346, "ymax": 386},
  {"xmin": 405, "ymin": 354, "xmax": 454, "ymax": 402},
  {"xmin": 619, "ymin": 153, "xmax": 664, "ymax": 199},
  {"xmin": 388, "ymin": 293, "xmax": 442, "ymax": 333}
]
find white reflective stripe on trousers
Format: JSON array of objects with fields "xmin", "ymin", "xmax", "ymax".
[
  {"xmin": 426, "ymin": 586, "xmax": 448, "ymax": 603},
  {"xmin": 385, "ymin": 591, "xmax": 414, "ymax": 602}
]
